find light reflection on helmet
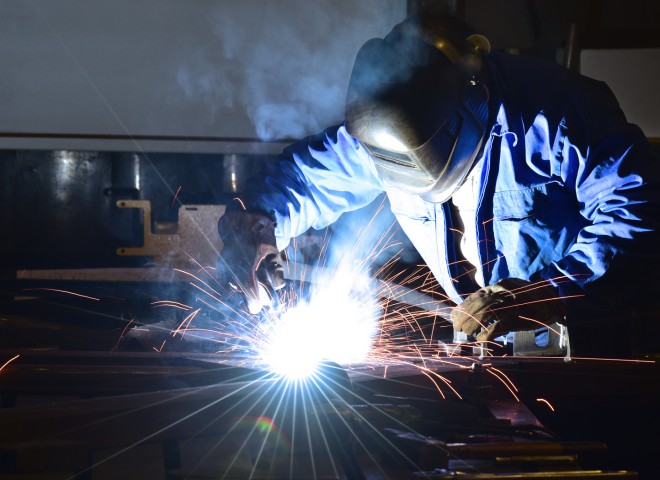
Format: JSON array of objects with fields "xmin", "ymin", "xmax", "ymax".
[{"xmin": 345, "ymin": 16, "xmax": 490, "ymax": 203}]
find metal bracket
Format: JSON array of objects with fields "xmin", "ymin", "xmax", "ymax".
[
  {"xmin": 513, "ymin": 322, "xmax": 571, "ymax": 360},
  {"xmin": 116, "ymin": 200, "xmax": 225, "ymax": 268}
]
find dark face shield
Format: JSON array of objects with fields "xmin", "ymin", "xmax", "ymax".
[{"xmin": 345, "ymin": 34, "xmax": 489, "ymax": 203}]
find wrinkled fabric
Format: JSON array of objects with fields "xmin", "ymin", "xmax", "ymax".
[{"xmin": 240, "ymin": 51, "xmax": 660, "ymax": 334}]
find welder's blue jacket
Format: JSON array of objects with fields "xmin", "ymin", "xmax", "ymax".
[{"xmin": 241, "ymin": 51, "xmax": 660, "ymax": 329}]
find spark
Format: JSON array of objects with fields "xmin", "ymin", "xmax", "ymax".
[
  {"xmin": 419, "ymin": 366, "xmax": 464, "ymax": 400},
  {"xmin": 112, "ymin": 319, "xmax": 135, "ymax": 351},
  {"xmin": 172, "ymin": 185, "xmax": 182, "ymax": 207},
  {"xmin": 173, "ymin": 267, "xmax": 224, "ymax": 300},
  {"xmin": 0, "ymin": 354, "xmax": 20, "ymax": 373},
  {"xmin": 486, "ymin": 367, "xmax": 520, "ymax": 402},
  {"xmin": 536, "ymin": 397, "xmax": 556, "ymax": 411},
  {"xmin": 519, "ymin": 316, "xmax": 563, "ymax": 335},
  {"xmin": 487, "ymin": 365, "xmax": 519, "ymax": 393},
  {"xmin": 96, "ymin": 210, "xmax": 647, "ymax": 479},
  {"xmin": 23, "ymin": 288, "xmax": 100, "ymax": 301},
  {"xmin": 172, "ymin": 308, "xmax": 201, "ymax": 338},
  {"xmin": 133, "ymin": 209, "xmax": 608, "ymax": 411},
  {"xmin": 233, "ymin": 197, "xmax": 247, "ymax": 211},
  {"xmin": 151, "ymin": 300, "xmax": 192, "ymax": 310},
  {"xmin": 158, "ymin": 258, "xmax": 579, "ymax": 407}
]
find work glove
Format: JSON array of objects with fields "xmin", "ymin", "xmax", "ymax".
[
  {"xmin": 450, "ymin": 278, "xmax": 566, "ymax": 343},
  {"xmin": 217, "ymin": 209, "xmax": 285, "ymax": 315}
]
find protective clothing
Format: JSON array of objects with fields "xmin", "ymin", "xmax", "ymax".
[
  {"xmin": 217, "ymin": 209, "xmax": 285, "ymax": 314},
  {"xmin": 450, "ymin": 278, "xmax": 566, "ymax": 342},
  {"xmin": 237, "ymin": 51, "xmax": 660, "ymax": 353}
]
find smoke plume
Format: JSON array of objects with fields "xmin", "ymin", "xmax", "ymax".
[{"xmin": 176, "ymin": 0, "xmax": 406, "ymax": 140}]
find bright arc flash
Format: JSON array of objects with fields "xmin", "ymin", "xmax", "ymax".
[{"xmin": 258, "ymin": 272, "xmax": 380, "ymax": 381}]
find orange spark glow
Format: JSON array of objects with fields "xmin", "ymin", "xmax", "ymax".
[
  {"xmin": 23, "ymin": 288, "xmax": 100, "ymax": 301},
  {"xmin": 0, "ymin": 354, "xmax": 20, "ymax": 373},
  {"xmin": 536, "ymin": 397, "xmax": 556, "ymax": 411}
]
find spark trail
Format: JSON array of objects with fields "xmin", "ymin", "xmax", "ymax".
[{"xmin": 140, "ymin": 210, "xmax": 552, "ymax": 402}]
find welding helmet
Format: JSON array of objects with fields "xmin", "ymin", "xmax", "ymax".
[{"xmin": 345, "ymin": 16, "xmax": 491, "ymax": 203}]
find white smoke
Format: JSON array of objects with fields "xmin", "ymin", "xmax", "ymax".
[{"xmin": 175, "ymin": 0, "xmax": 406, "ymax": 140}]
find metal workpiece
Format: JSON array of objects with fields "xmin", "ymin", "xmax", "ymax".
[
  {"xmin": 115, "ymin": 200, "xmax": 225, "ymax": 268},
  {"xmin": 0, "ymin": 349, "xmax": 656, "ymax": 478}
]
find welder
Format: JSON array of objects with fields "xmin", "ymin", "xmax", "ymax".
[{"xmin": 217, "ymin": 8, "xmax": 660, "ymax": 358}]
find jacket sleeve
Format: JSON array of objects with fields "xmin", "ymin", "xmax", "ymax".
[
  {"xmin": 239, "ymin": 124, "xmax": 386, "ymax": 250},
  {"xmin": 537, "ymin": 80, "xmax": 660, "ymax": 310}
]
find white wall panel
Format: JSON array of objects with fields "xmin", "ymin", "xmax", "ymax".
[
  {"xmin": 580, "ymin": 48, "xmax": 660, "ymax": 140},
  {"xmin": 0, "ymin": 0, "xmax": 406, "ymax": 152}
]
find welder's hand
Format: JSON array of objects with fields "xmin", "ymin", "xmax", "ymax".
[
  {"xmin": 451, "ymin": 278, "xmax": 566, "ymax": 342},
  {"xmin": 217, "ymin": 210, "xmax": 285, "ymax": 314}
]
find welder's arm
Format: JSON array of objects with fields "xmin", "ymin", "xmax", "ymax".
[
  {"xmin": 240, "ymin": 124, "xmax": 386, "ymax": 249},
  {"xmin": 537, "ymin": 128, "xmax": 660, "ymax": 321},
  {"xmin": 218, "ymin": 124, "xmax": 385, "ymax": 313},
  {"xmin": 455, "ymin": 123, "xmax": 660, "ymax": 343}
]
